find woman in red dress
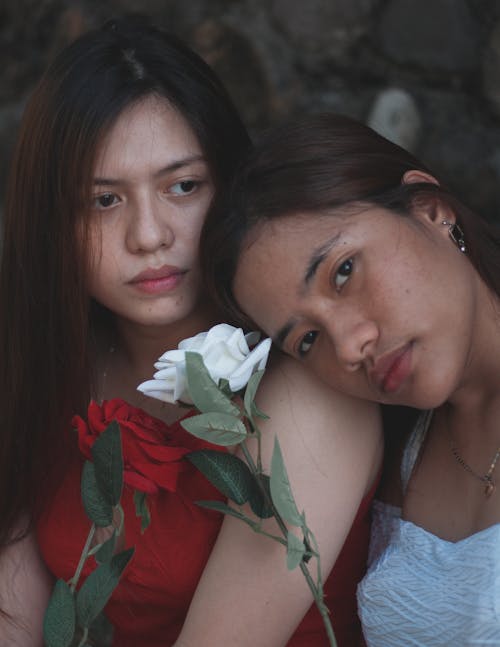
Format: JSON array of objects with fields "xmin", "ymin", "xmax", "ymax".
[{"xmin": 0, "ymin": 18, "xmax": 381, "ymax": 646}]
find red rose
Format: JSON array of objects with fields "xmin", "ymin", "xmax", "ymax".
[{"xmin": 74, "ymin": 399, "xmax": 194, "ymax": 495}]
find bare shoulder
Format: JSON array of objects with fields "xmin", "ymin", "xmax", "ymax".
[
  {"xmin": 257, "ymin": 352, "xmax": 381, "ymax": 443},
  {"xmin": 252, "ymin": 352, "xmax": 383, "ymax": 493}
]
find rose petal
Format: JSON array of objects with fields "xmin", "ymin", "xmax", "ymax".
[
  {"xmin": 173, "ymin": 364, "xmax": 191, "ymax": 403},
  {"xmin": 157, "ymin": 348, "xmax": 187, "ymax": 363},
  {"xmin": 124, "ymin": 470, "xmax": 159, "ymax": 494},
  {"xmin": 178, "ymin": 330, "xmax": 207, "ymax": 351},
  {"xmin": 152, "ymin": 366, "xmax": 177, "ymax": 381},
  {"xmin": 131, "ymin": 460, "xmax": 184, "ymax": 492},
  {"xmin": 228, "ymin": 338, "xmax": 272, "ymax": 391},
  {"xmin": 136, "ymin": 380, "xmax": 176, "ymax": 404}
]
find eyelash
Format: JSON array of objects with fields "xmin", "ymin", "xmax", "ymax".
[
  {"xmin": 297, "ymin": 330, "xmax": 318, "ymax": 357},
  {"xmin": 91, "ymin": 179, "xmax": 202, "ymax": 211},
  {"xmin": 92, "ymin": 192, "xmax": 120, "ymax": 210},
  {"xmin": 296, "ymin": 257, "xmax": 355, "ymax": 357},
  {"xmin": 333, "ymin": 257, "xmax": 354, "ymax": 291},
  {"xmin": 168, "ymin": 179, "xmax": 201, "ymax": 196}
]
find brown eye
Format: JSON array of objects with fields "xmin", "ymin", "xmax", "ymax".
[
  {"xmin": 334, "ymin": 258, "xmax": 354, "ymax": 290},
  {"xmin": 170, "ymin": 180, "xmax": 198, "ymax": 195},
  {"xmin": 93, "ymin": 192, "xmax": 119, "ymax": 209},
  {"xmin": 298, "ymin": 330, "xmax": 318, "ymax": 357}
]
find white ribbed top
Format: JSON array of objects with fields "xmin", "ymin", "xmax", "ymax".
[{"xmin": 357, "ymin": 412, "xmax": 500, "ymax": 646}]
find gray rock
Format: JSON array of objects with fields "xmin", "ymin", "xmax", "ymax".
[
  {"xmin": 378, "ymin": 0, "xmax": 480, "ymax": 72},
  {"xmin": 189, "ymin": 18, "xmax": 273, "ymax": 130},
  {"xmin": 483, "ymin": 21, "xmax": 500, "ymax": 119},
  {"xmin": 270, "ymin": 0, "xmax": 376, "ymax": 62},
  {"xmin": 367, "ymin": 88, "xmax": 421, "ymax": 152}
]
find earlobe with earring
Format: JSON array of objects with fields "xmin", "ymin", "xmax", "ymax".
[{"xmin": 442, "ymin": 220, "xmax": 467, "ymax": 253}]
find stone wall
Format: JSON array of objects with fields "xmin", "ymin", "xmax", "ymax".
[{"xmin": 2, "ymin": 0, "xmax": 500, "ymax": 221}]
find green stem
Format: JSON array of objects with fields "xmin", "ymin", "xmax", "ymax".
[
  {"xmin": 69, "ymin": 523, "xmax": 96, "ymax": 593},
  {"xmin": 245, "ymin": 415, "xmax": 263, "ymax": 472},
  {"xmin": 116, "ymin": 503, "xmax": 125, "ymax": 536},
  {"xmin": 77, "ymin": 626, "xmax": 89, "ymax": 647},
  {"xmin": 240, "ymin": 440, "xmax": 337, "ymax": 646},
  {"xmin": 297, "ymin": 557, "xmax": 337, "ymax": 647}
]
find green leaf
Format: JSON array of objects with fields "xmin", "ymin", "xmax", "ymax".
[
  {"xmin": 43, "ymin": 579, "xmax": 76, "ymax": 647},
  {"xmin": 185, "ymin": 352, "xmax": 240, "ymax": 416},
  {"xmin": 133, "ymin": 490, "xmax": 151, "ymax": 533},
  {"xmin": 187, "ymin": 450, "xmax": 254, "ymax": 504},
  {"xmin": 91, "ymin": 420, "xmax": 123, "ymax": 507},
  {"xmin": 195, "ymin": 499, "xmax": 249, "ymax": 521},
  {"xmin": 81, "ymin": 461, "xmax": 113, "ymax": 527},
  {"xmin": 243, "ymin": 370, "xmax": 269, "ymax": 423},
  {"xmin": 94, "ymin": 530, "xmax": 116, "ymax": 565},
  {"xmin": 248, "ymin": 473, "xmax": 274, "ymax": 519},
  {"xmin": 270, "ymin": 437, "xmax": 303, "ymax": 527},
  {"xmin": 286, "ymin": 531, "xmax": 306, "ymax": 570},
  {"xmin": 76, "ymin": 547, "xmax": 134, "ymax": 627},
  {"xmin": 88, "ymin": 611, "xmax": 114, "ymax": 645},
  {"xmin": 181, "ymin": 412, "xmax": 247, "ymax": 446},
  {"xmin": 217, "ymin": 378, "xmax": 233, "ymax": 398}
]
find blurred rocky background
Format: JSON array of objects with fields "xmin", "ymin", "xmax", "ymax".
[{"xmin": 2, "ymin": 0, "xmax": 500, "ymax": 221}]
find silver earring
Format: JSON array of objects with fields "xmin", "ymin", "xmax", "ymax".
[{"xmin": 442, "ymin": 220, "xmax": 467, "ymax": 253}]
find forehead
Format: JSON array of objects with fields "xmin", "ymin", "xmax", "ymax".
[
  {"xmin": 93, "ymin": 96, "xmax": 202, "ymax": 173},
  {"xmin": 234, "ymin": 213, "xmax": 343, "ymax": 326}
]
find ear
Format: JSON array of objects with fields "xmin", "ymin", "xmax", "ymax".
[
  {"xmin": 402, "ymin": 169, "xmax": 439, "ymax": 186},
  {"xmin": 402, "ymin": 169, "xmax": 455, "ymax": 234}
]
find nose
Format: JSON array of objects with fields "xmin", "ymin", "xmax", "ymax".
[
  {"xmin": 126, "ymin": 192, "xmax": 174, "ymax": 253},
  {"xmin": 325, "ymin": 306, "xmax": 378, "ymax": 371}
]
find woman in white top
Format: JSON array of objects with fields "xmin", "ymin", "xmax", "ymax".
[{"xmin": 203, "ymin": 112, "xmax": 500, "ymax": 646}]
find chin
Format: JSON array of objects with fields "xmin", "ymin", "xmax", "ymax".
[{"xmin": 400, "ymin": 384, "xmax": 454, "ymax": 411}]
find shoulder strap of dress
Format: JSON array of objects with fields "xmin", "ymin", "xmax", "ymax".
[{"xmin": 400, "ymin": 410, "xmax": 433, "ymax": 494}]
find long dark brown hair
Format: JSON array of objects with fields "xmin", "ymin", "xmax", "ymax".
[
  {"xmin": 202, "ymin": 112, "xmax": 500, "ymax": 324},
  {"xmin": 0, "ymin": 16, "xmax": 250, "ymax": 548}
]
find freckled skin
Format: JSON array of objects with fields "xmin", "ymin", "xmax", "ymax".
[{"xmin": 234, "ymin": 207, "xmax": 490, "ymax": 409}]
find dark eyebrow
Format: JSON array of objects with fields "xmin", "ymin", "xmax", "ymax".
[
  {"xmin": 274, "ymin": 318, "xmax": 298, "ymax": 351},
  {"xmin": 304, "ymin": 233, "xmax": 342, "ymax": 287},
  {"xmin": 92, "ymin": 154, "xmax": 206, "ymax": 186}
]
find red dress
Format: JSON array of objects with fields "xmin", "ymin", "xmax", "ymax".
[{"xmin": 37, "ymin": 407, "xmax": 375, "ymax": 647}]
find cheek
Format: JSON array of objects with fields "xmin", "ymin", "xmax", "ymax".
[
  {"xmin": 180, "ymin": 204, "xmax": 211, "ymax": 256},
  {"xmin": 234, "ymin": 280, "xmax": 277, "ymax": 333}
]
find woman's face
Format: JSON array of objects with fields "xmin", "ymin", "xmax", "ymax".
[
  {"xmin": 87, "ymin": 95, "xmax": 214, "ymax": 329},
  {"xmin": 234, "ymin": 204, "xmax": 481, "ymax": 409}
]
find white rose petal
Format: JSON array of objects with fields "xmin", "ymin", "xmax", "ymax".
[
  {"xmin": 136, "ymin": 379, "xmax": 176, "ymax": 404},
  {"xmin": 157, "ymin": 348, "xmax": 188, "ymax": 363},
  {"xmin": 228, "ymin": 338, "xmax": 272, "ymax": 391},
  {"xmin": 178, "ymin": 331, "xmax": 207, "ymax": 351},
  {"xmin": 137, "ymin": 324, "xmax": 272, "ymax": 405}
]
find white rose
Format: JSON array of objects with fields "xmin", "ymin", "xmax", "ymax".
[{"xmin": 137, "ymin": 323, "xmax": 272, "ymax": 405}]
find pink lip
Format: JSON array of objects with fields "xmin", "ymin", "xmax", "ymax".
[
  {"xmin": 129, "ymin": 265, "xmax": 187, "ymax": 295},
  {"xmin": 371, "ymin": 343, "xmax": 413, "ymax": 394}
]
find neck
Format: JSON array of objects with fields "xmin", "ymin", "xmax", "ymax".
[
  {"xmin": 448, "ymin": 282, "xmax": 500, "ymax": 408},
  {"xmin": 114, "ymin": 303, "xmax": 220, "ymax": 376},
  {"xmin": 94, "ymin": 300, "xmax": 221, "ymax": 415},
  {"xmin": 442, "ymin": 284, "xmax": 500, "ymax": 444}
]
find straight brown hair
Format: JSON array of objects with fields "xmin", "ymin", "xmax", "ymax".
[{"xmin": 0, "ymin": 16, "xmax": 250, "ymax": 549}]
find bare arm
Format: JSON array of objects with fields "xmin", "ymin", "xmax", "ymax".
[
  {"xmin": 175, "ymin": 355, "xmax": 383, "ymax": 647},
  {"xmin": 0, "ymin": 521, "xmax": 53, "ymax": 646}
]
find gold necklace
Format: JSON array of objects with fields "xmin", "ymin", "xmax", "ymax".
[{"xmin": 448, "ymin": 435, "xmax": 500, "ymax": 498}]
